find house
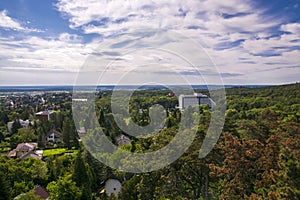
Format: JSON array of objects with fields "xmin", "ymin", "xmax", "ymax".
[
  {"xmin": 77, "ymin": 127, "xmax": 86, "ymax": 138},
  {"xmin": 178, "ymin": 93, "xmax": 215, "ymax": 111},
  {"xmin": 8, "ymin": 142, "xmax": 38, "ymax": 158},
  {"xmin": 5, "ymin": 100, "xmax": 14, "ymax": 107},
  {"xmin": 46, "ymin": 129, "xmax": 62, "ymax": 143},
  {"xmin": 115, "ymin": 134, "xmax": 131, "ymax": 146},
  {"xmin": 34, "ymin": 185, "xmax": 50, "ymax": 199},
  {"xmin": 7, "ymin": 119, "xmax": 34, "ymax": 133},
  {"xmin": 19, "ymin": 150, "xmax": 42, "ymax": 160},
  {"xmin": 35, "ymin": 110, "xmax": 54, "ymax": 121},
  {"xmin": 14, "ymin": 186, "xmax": 49, "ymax": 200}
]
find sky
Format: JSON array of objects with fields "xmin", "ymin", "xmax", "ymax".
[{"xmin": 0, "ymin": 0, "xmax": 300, "ymax": 86}]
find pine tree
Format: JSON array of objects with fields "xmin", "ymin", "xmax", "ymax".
[
  {"xmin": 62, "ymin": 118, "xmax": 71, "ymax": 149},
  {"xmin": 73, "ymin": 150, "xmax": 92, "ymax": 200},
  {"xmin": 0, "ymin": 110, "xmax": 9, "ymax": 125},
  {"xmin": 0, "ymin": 172, "xmax": 11, "ymax": 200},
  {"xmin": 98, "ymin": 109, "xmax": 105, "ymax": 127},
  {"xmin": 11, "ymin": 119, "xmax": 22, "ymax": 134},
  {"xmin": 70, "ymin": 121, "xmax": 79, "ymax": 149}
]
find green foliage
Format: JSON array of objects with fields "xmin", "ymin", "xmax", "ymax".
[
  {"xmin": 73, "ymin": 150, "xmax": 93, "ymax": 200},
  {"xmin": 14, "ymin": 190, "xmax": 43, "ymax": 200},
  {"xmin": 62, "ymin": 117, "xmax": 79, "ymax": 150},
  {"xmin": 12, "ymin": 181, "xmax": 34, "ymax": 198},
  {"xmin": 0, "ymin": 156, "xmax": 48, "ymax": 199},
  {"xmin": 11, "ymin": 119, "xmax": 22, "ymax": 134},
  {"xmin": 1, "ymin": 83, "xmax": 299, "ymax": 199},
  {"xmin": 47, "ymin": 174, "xmax": 82, "ymax": 200},
  {"xmin": 0, "ymin": 172, "xmax": 11, "ymax": 200},
  {"xmin": 43, "ymin": 148, "xmax": 68, "ymax": 157}
]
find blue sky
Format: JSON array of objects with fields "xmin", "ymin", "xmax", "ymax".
[{"xmin": 0, "ymin": 0, "xmax": 299, "ymax": 85}]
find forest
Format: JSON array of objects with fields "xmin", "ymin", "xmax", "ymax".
[{"xmin": 0, "ymin": 83, "xmax": 299, "ymax": 200}]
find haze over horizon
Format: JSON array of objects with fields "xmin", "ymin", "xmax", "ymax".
[{"xmin": 0, "ymin": 0, "xmax": 300, "ymax": 86}]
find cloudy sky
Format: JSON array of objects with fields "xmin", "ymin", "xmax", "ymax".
[{"xmin": 0, "ymin": 0, "xmax": 300, "ymax": 85}]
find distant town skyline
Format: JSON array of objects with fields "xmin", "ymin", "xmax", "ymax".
[{"xmin": 0, "ymin": 0, "xmax": 300, "ymax": 85}]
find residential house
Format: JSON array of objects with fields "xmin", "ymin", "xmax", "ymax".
[
  {"xmin": 8, "ymin": 142, "xmax": 38, "ymax": 158},
  {"xmin": 34, "ymin": 185, "xmax": 50, "ymax": 199},
  {"xmin": 35, "ymin": 110, "xmax": 54, "ymax": 121},
  {"xmin": 46, "ymin": 129, "xmax": 62, "ymax": 143},
  {"xmin": 7, "ymin": 119, "xmax": 34, "ymax": 133},
  {"xmin": 19, "ymin": 150, "xmax": 43, "ymax": 160},
  {"xmin": 115, "ymin": 134, "xmax": 131, "ymax": 146},
  {"xmin": 77, "ymin": 127, "xmax": 86, "ymax": 138},
  {"xmin": 14, "ymin": 186, "xmax": 49, "ymax": 200}
]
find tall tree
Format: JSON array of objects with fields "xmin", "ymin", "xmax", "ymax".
[
  {"xmin": 0, "ymin": 110, "xmax": 9, "ymax": 125},
  {"xmin": 0, "ymin": 172, "xmax": 10, "ymax": 200},
  {"xmin": 47, "ymin": 175, "xmax": 82, "ymax": 200},
  {"xmin": 62, "ymin": 117, "xmax": 71, "ymax": 149},
  {"xmin": 73, "ymin": 150, "xmax": 92, "ymax": 200},
  {"xmin": 11, "ymin": 119, "xmax": 22, "ymax": 134}
]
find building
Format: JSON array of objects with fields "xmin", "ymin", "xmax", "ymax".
[
  {"xmin": 178, "ymin": 93, "xmax": 215, "ymax": 111},
  {"xmin": 7, "ymin": 119, "xmax": 34, "ymax": 133},
  {"xmin": 8, "ymin": 142, "xmax": 38, "ymax": 158},
  {"xmin": 33, "ymin": 186, "xmax": 50, "ymax": 199},
  {"xmin": 46, "ymin": 129, "xmax": 62, "ymax": 143},
  {"xmin": 115, "ymin": 134, "xmax": 131, "ymax": 146},
  {"xmin": 35, "ymin": 110, "xmax": 54, "ymax": 121},
  {"xmin": 14, "ymin": 186, "xmax": 49, "ymax": 200},
  {"xmin": 19, "ymin": 150, "xmax": 43, "ymax": 160},
  {"xmin": 77, "ymin": 127, "xmax": 86, "ymax": 138}
]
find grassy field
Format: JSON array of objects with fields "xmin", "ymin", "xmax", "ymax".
[{"xmin": 43, "ymin": 148, "xmax": 78, "ymax": 157}]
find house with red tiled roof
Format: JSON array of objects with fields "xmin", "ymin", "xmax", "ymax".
[
  {"xmin": 35, "ymin": 110, "xmax": 54, "ymax": 121},
  {"xmin": 8, "ymin": 142, "xmax": 38, "ymax": 158},
  {"xmin": 34, "ymin": 185, "xmax": 50, "ymax": 199},
  {"xmin": 14, "ymin": 185, "xmax": 50, "ymax": 200}
]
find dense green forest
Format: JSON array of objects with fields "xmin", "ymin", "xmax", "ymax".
[{"xmin": 0, "ymin": 83, "xmax": 299, "ymax": 199}]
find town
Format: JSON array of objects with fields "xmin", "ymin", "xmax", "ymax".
[{"xmin": 0, "ymin": 83, "xmax": 300, "ymax": 199}]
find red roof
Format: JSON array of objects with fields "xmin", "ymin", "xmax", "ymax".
[
  {"xmin": 46, "ymin": 129, "xmax": 62, "ymax": 138},
  {"xmin": 34, "ymin": 186, "xmax": 50, "ymax": 199}
]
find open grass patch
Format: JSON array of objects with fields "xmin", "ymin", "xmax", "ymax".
[
  {"xmin": 43, "ymin": 148, "xmax": 78, "ymax": 157},
  {"xmin": 43, "ymin": 148, "xmax": 67, "ymax": 157},
  {"xmin": 0, "ymin": 147, "xmax": 11, "ymax": 152}
]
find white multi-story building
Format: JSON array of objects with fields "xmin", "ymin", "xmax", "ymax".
[
  {"xmin": 178, "ymin": 93, "xmax": 215, "ymax": 111},
  {"xmin": 7, "ymin": 119, "xmax": 34, "ymax": 133}
]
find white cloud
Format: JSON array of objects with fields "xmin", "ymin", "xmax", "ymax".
[
  {"xmin": 0, "ymin": 10, "xmax": 42, "ymax": 32},
  {"xmin": 280, "ymin": 23, "xmax": 300, "ymax": 34},
  {"xmin": 0, "ymin": 33, "xmax": 97, "ymax": 73},
  {"xmin": 1, "ymin": 0, "xmax": 300, "ymax": 85},
  {"xmin": 0, "ymin": 10, "xmax": 25, "ymax": 31}
]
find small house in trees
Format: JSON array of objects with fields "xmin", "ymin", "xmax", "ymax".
[
  {"xmin": 77, "ymin": 127, "xmax": 86, "ymax": 138},
  {"xmin": 14, "ymin": 186, "xmax": 49, "ymax": 200},
  {"xmin": 7, "ymin": 119, "xmax": 34, "ymax": 133},
  {"xmin": 35, "ymin": 110, "xmax": 54, "ymax": 121},
  {"xmin": 33, "ymin": 185, "xmax": 50, "ymax": 199},
  {"xmin": 115, "ymin": 134, "xmax": 131, "ymax": 146},
  {"xmin": 46, "ymin": 129, "xmax": 62, "ymax": 143}
]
